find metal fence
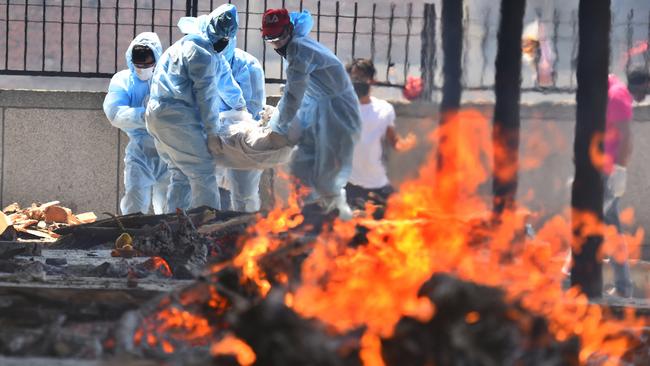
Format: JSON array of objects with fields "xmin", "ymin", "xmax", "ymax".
[
  {"xmin": 0, "ymin": 0, "xmax": 424, "ymax": 88},
  {"xmin": 1, "ymin": 1, "xmax": 649, "ymax": 94}
]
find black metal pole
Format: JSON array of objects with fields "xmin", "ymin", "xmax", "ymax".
[
  {"xmin": 133, "ymin": 0, "xmax": 138, "ymax": 38},
  {"xmin": 24, "ymin": 0, "xmax": 28, "ymax": 70},
  {"xmin": 168, "ymin": 0, "xmax": 173, "ymax": 47},
  {"xmin": 114, "ymin": 0, "xmax": 119, "ymax": 72},
  {"xmin": 434, "ymin": 0, "xmax": 463, "ymax": 197},
  {"xmin": 5, "ymin": 1, "xmax": 9, "ymax": 70},
  {"xmin": 625, "ymin": 9, "xmax": 634, "ymax": 76},
  {"xmin": 571, "ymin": 0, "xmax": 610, "ymax": 299},
  {"xmin": 42, "ymin": 1, "xmax": 46, "ymax": 71},
  {"xmin": 479, "ymin": 8, "xmax": 491, "ymax": 87},
  {"xmin": 96, "ymin": 0, "xmax": 101, "ymax": 73},
  {"xmin": 492, "ymin": 0, "xmax": 526, "ymax": 216},
  {"xmin": 244, "ymin": 0, "xmax": 249, "ymax": 51},
  {"xmin": 419, "ymin": 3, "xmax": 435, "ymax": 101},
  {"xmin": 552, "ymin": 9, "xmax": 560, "ymax": 87},
  {"xmin": 151, "ymin": 0, "xmax": 156, "ymax": 32},
  {"xmin": 403, "ymin": 3, "xmax": 413, "ymax": 81},
  {"xmin": 439, "ymin": 0, "xmax": 462, "ymax": 116},
  {"xmin": 334, "ymin": 1, "xmax": 340, "ymax": 55},
  {"xmin": 370, "ymin": 3, "xmax": 376, "ymax": 60},
  {"xmin": 570, "ymin": 10, "xmax": 578, "ymax": 89},
  {"xmin": 351, "ymin": 2, "xmax": 357, "ymax": 59},
  {"xmin": 386, "ymin": 4, "xmax": 395, "ymax": 81},
  {"xmin": 316, "ymin": 1, "xmax": 321, "ymax": 42},
  {"xmin": 78, "ymin": 0, "xmax": 82, "ymax": 72}
]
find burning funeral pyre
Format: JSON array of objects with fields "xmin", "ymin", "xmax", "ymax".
[{"xmin": 0, "ymin": 110, "xmax": 649, "ymax": 365}]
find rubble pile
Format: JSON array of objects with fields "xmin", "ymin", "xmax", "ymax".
[
  {"xmin": 0, "ymin": 201, "xmax": 96, "ymax": 242},
  {"xmin": 0, "ymin": 207, "xmax": 256, "ymax": 360}
]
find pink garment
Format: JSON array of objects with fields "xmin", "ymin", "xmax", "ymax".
[{"xmin": 604, "ymin": 74, "xmax": 633, "ymax": 174}]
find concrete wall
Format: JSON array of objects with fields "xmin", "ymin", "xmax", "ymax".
[
  {"xmin": 0, "ymin": 90, "xmax": 122, "ymax": 214},
  {"xmin": 2, "ymin": 89, "xmax": 650, "ymax": 251}
]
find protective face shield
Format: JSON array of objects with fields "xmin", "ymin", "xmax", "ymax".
[
  {"xmin": 134, "ymin": 65, "xmax": 155, "ymax": 81},
  {"xmin": 213, "ymin": 37, "xmax": 230, "ymax": 53}
]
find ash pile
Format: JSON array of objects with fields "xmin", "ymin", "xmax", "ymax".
[{"xmin": 0, "ymin": 205, "xmax": 254, "ymax": 360}]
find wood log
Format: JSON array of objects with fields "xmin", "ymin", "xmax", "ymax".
[
  {"xmin": 54, "ymin": 206, "xmax": 223, "ymax": 235},
  {"xmin": 2, "ymin": 203, "xmax": 20, "ymax": 213},
  {"xmin": 52, "ymin": 227, "xmax": 152, "ymax": 250},
  {"xmin": 44, "ymin": 206, "xmax": 72, "ymax": 224},
  {"xmin": 197, "ymin": 214, "xmax": 256, "ymax": 234},
  {"xmin": 0, "ymin": 275, "xmax": 192, "ymax": 322},
  {"xmin": 13, "ymin": 219, "xmax": 38, "ymax": 231},
  {"xmin": 0, "ymin": 212, "xmax": 11, "ymax": 236},
  {"xmin": 75, "ymin": 212, "xmax": 97, "ymax": 224}
]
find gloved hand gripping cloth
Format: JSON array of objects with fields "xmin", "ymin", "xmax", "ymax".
[{"xmin": 207, "ymin": 110, "xmax": 295, "ymax": 170}]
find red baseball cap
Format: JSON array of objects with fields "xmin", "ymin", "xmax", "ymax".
[{"xmin": 262, "ymin": 9, "xmax": 291, "ymax": 40}]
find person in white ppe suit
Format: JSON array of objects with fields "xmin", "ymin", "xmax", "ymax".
[
  {"xmin": 103, "ymin": 32, "xmax": 169, "ymax": 215},
  {"xmin": 178, "ymin": 4, "xmax": 265, "ymax": 212},
  {"xmin": 259, "ymin": 9, "xmax": 360, "ymax": 225},
  {"xmin": 146, "ymin": 6, "xmax": 247, "ymax": 212}
]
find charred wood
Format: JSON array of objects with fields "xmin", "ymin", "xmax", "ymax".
[{"xmin": 381, "ymin": 274, "xmax": 580, "ymax": 366}]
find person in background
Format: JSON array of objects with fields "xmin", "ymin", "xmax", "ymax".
[
  {"xmin": 627, "ymin": 67, "xmax": 650, "ymax": 103},
  {"xmin": 345, "ymin": 58, "xmax": 409, "ymax": 218},
  {"xmin": 103, "ymin": 32, "xmax": 169, "ymax": 215},
  {"xmin": 522, "ymin": 17, "xmax": 555, "ymax": 88},
  {"xmin": 258, "ymin": 8, "xmax": 361, "ymax": 226},
  {"xmin": 602, "ymin": 67, "xmax": 649, "ymax": 297},
  {"xmin": 146, "ymin": 6, "xmax": 247, "ymax": 212}
]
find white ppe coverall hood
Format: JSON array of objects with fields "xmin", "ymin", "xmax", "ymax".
[{"xmin": 103, "ymin": 32, "xmax": 169, "ymax": 215}]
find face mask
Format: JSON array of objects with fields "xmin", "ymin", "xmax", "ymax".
[
  {"xmin": 353, "ymin": 82, "xmax": 370, "ymax": 98},
  {"xmin": 274, "ymin": 43, "xmax": 289, "ymax": 58},
  {"xmin": 135, "ymin": 66, "xmax": 154, "ymax": 81},
  {"xmin": 214, "ymin": 37, "xmax": 230, "ymax": 53}
]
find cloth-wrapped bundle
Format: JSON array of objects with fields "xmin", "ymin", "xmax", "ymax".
[{"xmin": 208, "ymin": 109, "xmax": 295, "ymax": 170}]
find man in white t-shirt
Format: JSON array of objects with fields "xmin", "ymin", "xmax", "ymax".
[{"xmin": 346, "ymin": 58, "xmax": 404, "ymax": 218}]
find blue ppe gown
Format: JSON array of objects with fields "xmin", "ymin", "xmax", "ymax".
[
  {"xmin": 146, "ymin": 6, "xmax": 246, "ymax": 212},
  {"xmin": 269, "ymin": 11, "xmax": 361, "ymax": 206},
  {"xmin": 181, "ymin": 4, "xmax": 266, "ymax": 213},
  {"xmin": 219, "ymin": 48, "xmax": 266, "ymax": 212},
  {"xmin": 103, "ymin": 32, "xmax": 169, "ymax": 215}
]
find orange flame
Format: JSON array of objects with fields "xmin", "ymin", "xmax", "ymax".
[
  {"xmin": 395, "ymin": 132, "xmax": 418, "ymax": 152},
  {"xmin": 134, "ymin": 306, "xmax": 214, "ymax": 351},
  {"xmin": 211, "ymin": 334, "xmax": 256, "ymax": 366},
  {"xmin": 146, "ymin": 256, "xmax": 172, "ymax": 277},
  {"xmin": 213, "ymin": 109, "xmax": 645, "ymax": 364},
  {"xmin": 229, "ymin": 176, "xmax": 304, "ymax": 296},
  {"xmin": 279, "ymin": 110, "xmax": 646, "ymax": 364},
  {"xmin": 155, "ymin": 307, "xmax": 212, "ymax": 342}
]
